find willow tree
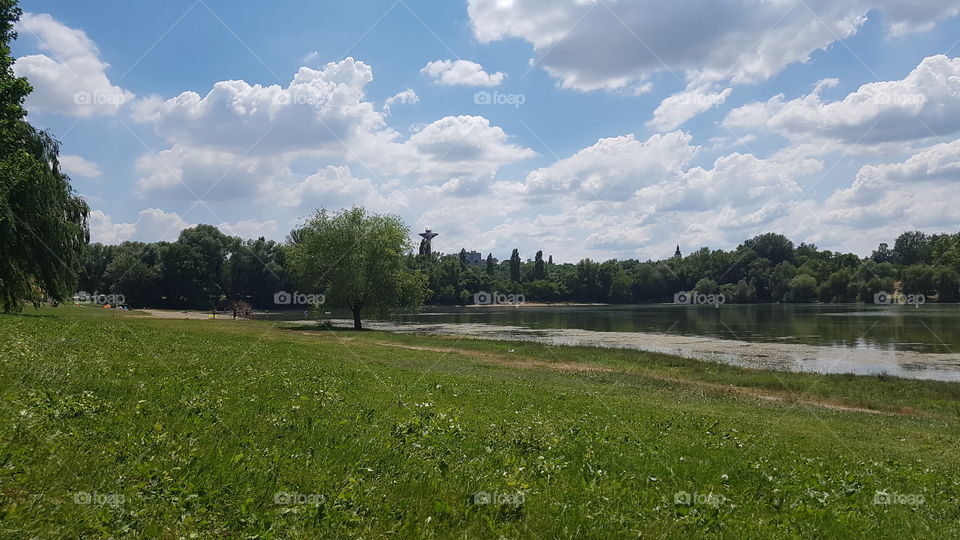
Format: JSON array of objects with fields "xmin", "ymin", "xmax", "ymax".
[
  {"xmin": 0, "ymin": 0, "xmax": 89, "ymax": 312},
  {"xmin": 286, "ymin": 207, "xmax": 426, "ymax": 329}
]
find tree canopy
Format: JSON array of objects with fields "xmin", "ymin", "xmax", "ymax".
[
  {"xmin": 0, "ymin": 1, "xmax": 89, "ymax": 312},
  {"xmin": 285, "ymin": 207, "xmax": 427, "ymax": 329}
]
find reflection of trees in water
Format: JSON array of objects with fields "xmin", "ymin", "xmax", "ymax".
[{"xmin": 416, "ymin": 305, "xmax": 959, "ymax": 354}]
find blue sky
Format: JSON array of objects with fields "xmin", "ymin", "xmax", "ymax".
[{"xmin": 11, "ymin": 0, "xmax": 960, "ymax": 261}]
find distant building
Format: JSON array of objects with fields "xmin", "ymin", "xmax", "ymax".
[
  {"xmin": 463, "ymin": 250, "xmax": 484, "ymax": 265},
  {"xmin": 674, "ymin": 244, "xmax": 682, "ymax": 259}
]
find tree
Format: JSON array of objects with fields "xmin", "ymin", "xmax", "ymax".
[
  {"xmin": 1, "ymin": 2, "xmax": 89, "ymax": 311},
  {"xmin": 286, "ymin": 207, "xmax": 425, "ymax": 329},
  {"xmin": 509, "ymin": 249, "xmax": 521, "ymax": 282},
  {"xmin": 786, "ymin": 275, "xmax": 818, "ymax": 303},
  {"xmin": 893, "ymin": 231, "xmax": 931, "ymax": 266},
  {"xmin": 740, "ymin": 233, "xmax": 795, "ymax": 266},
  {"xmin": 485, "ymin": 253, "xmax": 495, "ymax": 275},
  {"xmin": 533, "ymin": 250, "xmax": 545, "ymax": 280}
]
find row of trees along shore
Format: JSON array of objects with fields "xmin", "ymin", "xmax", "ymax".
[{"xmin": 76, "ymin": 220, "xmax": 960, "ymax": 315}]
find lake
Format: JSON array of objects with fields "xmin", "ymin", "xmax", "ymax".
[
  {"xmin": 401, "ymin": 304, "xmax": 960, "ymax": 354},
  {"xmin": 282, "ymin": 303, "xmax": 960, "ymax": 381}
]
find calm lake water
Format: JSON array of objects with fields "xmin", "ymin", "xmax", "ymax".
[
  {"xmin": 397, "ymin": 304, "xmax": 960, "ymax": 354},
  {"xmin": 277, "ymin": 303, "xmax": 960, "ymax": 380}
]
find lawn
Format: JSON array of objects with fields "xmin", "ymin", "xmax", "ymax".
[{"xmin": 1, "ymin": 307, "xmax": 958, "ymax": 538}]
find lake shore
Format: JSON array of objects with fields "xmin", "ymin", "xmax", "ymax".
[{"xmin": 301, "ymin": 319, "xmax": 960, "ymax": 382}]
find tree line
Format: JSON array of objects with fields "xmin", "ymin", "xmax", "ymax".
[
  {"xmin": 412, "ymin": 231, "xmax": 960, "ymax": 305},
  {"xmin": 73, "ymin": 226, "xmax": 960, "ymax": 313}
]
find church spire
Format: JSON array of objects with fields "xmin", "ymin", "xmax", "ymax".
[{"xmin": 674, "ymin": 244, "xmax": 682, "ymax": 259}]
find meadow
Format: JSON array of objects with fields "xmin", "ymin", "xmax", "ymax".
[{"xmin": 1, "ymin": 307, "xmax": 959, "ymax": 538}]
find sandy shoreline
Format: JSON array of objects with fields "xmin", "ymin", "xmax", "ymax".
[{"xmin": 299, "ymin": 319, "xmax": 960, "ymax": 382}]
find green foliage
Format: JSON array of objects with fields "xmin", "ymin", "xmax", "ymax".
[
  {"xmin": 286, "ymin": 207, "xmax": 426, "ymax": 329},
  {"xmin": 0, "ymin": 3, "xmax": 88, "ymax": 311}
]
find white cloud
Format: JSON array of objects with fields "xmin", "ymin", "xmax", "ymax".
[
  {"xmin": 134, "ymin": 145, "xmax": 285, "ymax": 201},
  {"xmin": 152, "ymin": 58, "xmax": 383, "ymax": 155},
  {"xmin": 13, "ymin": 13, "xmax": 133, "ymax": 117},
  {"xmin": 89, "ymin": 208, "xmax": 190, "ymax": 244},
  {"xmin": 302, "ymin": 50, "xmax": 320, "ymax": 64},
  {"xmin": 421, "ymin": 59, "xmax": 506, "ymax": 87},
  {"xmin": 522, "ymin": 131, "xmax": 697, "ymax": 200},
  {"xmin": 217, "ymin": 219, "xmax": 279, "ymax": 239},
  {"xmin": 60, "ymin": 155, "xmax": 101, "ymax": 178},
  {"xmin": 273, "ymin": 165, "xmax": 389, "ymax": 211},
  {"xmin": 383, "ymin": 88, "xmax": 419, "ymax": 114},
  {"xmin": 467, "ymin": 0, "xmax": 958, "ymax": 91},
  {"xmin": 648, "ymin": 85, "xmax": 732, "ymax": 131},
  {"xmin": 724, "ymin": 55, "xmax": 960, "ymax": 144},
  {"xmin": 356, "ymin": 115, "xmax": 537, "ymax": 183}
]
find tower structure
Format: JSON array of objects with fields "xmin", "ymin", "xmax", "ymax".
[{"xmin": 418, "ymin": 228, "xmax": 438, "ymax": 255}]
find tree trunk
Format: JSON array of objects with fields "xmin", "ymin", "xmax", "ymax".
[{"xmin": 353, "ymin": 309, "xmax": 362, "ymax": 330}]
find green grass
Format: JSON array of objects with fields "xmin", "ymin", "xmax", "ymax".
[{"xmin": 1, "ymin": 307, "xmax": 959, "ymax": 538}]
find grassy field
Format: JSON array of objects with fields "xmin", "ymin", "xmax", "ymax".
[{"xmin": 1, "ymin": 307, "xmax": 959, "ymax": 538}]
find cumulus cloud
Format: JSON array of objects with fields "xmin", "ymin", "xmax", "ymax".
[
  {"xmin": 383, "ymin": 88, "xmax": 419, "ymax": 114},
  {"xmin": 13, "ymin": 12, "xmax": 133, "ymax": 117},
  {"xmin": 522, "ymin": 131, "xmax": 697, "ymax": 200},
  {"xmin": 152, "ymin": 58, "xmax": 383, "ymax": 155},
  {"xmin": 357, "ymin": 115, "xmax": 537, "ymax": 183},
  {"xmin": 421, "ymin": 59, "xmax": 505, "ymax": 86},
  {"xmin": 89, "ymin": 208, "xmax": 190, "ymax": 244},
  {"xmin": 60, "ymin": 155, "xmax": 101, "ymax": 178},
  {"xmin": 134, "ymin": 145, "xmax": 285, "ymax": 201},
  {"xmin": 467, "ymin": 0, "xmax": 958, "ymax": 91},
  {"xmin": 273, "ymin": 165, "xmax": 389, "ymax": 211},
  {"xmin": 724, "ymin": 55, "xmax": 960, "ymax": 144},
  {"xmin": 216, "ymin": 219, "xmax": 279, "ymax": 239},
  {"xmin": 648, "ymin": 85, "xmax": 732, "ymax": 131}
]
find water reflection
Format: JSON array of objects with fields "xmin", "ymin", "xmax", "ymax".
[{"xmin": 398, "ymin": 304, "xmax": 960, "ymax": 354}]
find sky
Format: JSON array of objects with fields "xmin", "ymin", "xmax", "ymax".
[{"xmin": 10, "ymin": 0, "xmax": 960, "ymax": 263}]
